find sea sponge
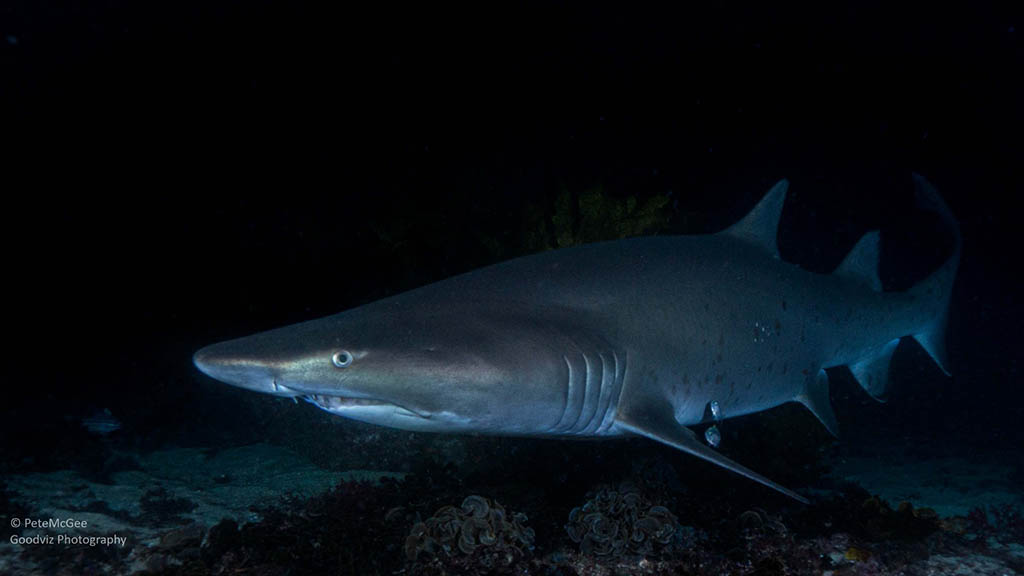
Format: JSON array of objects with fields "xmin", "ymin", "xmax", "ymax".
[
  {"xmin": 404, "ymin": 495, "xmax": 534, "ymax": 563},
  {"xmin": 565, "ymin": 486, "xmax": 682, "ymax": 557}
]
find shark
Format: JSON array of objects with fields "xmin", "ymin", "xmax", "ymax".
[{"xmin": 194, "ymin": 174, "xmax": 960, "ymax": 503}]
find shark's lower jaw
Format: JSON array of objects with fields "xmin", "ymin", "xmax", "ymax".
[
  {"xmin": 303, "ymin": 394, "xmax": 426, "ymax": 419},
  {"xmin": 266, "ymin": 379, "xmax": 428, "ymax": 419}
]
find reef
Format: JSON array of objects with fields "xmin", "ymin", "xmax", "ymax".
[
  {"xmin": 564, "ymin": 484, "xmax": 686, "ymax": 557},
  {"xmin": 404, "ymin": 495, "xmax": 536, "ymax": 573},
  {"xmin": 4, "ymin": 440, "xmax": 1023, "ymax": 576},
  {"xmin": 965, "ymin": 504, "xmax": 1024, "ymax": 545}
]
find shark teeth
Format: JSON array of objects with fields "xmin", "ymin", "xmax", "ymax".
[
  {"xmin": 302, "ymin": 395, "xmax": 427, "ymax": 418},
  {"xmin": 271, "ymin": 380, "xmax": 299, "ymax": 396},
  {"xmin": 304, "ymin": 395, "xmax": 385, "ymax": 409}
]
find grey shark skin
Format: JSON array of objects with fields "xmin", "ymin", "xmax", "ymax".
[{"xmin": 195, "ymin": 175, "xmax": 960, "ymax": 503}]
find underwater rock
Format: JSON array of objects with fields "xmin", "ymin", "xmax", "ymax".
[
  {"xmin": 156, "ymin": 522, "xmax": 204, "ymax": 551},
  {"xmin": 565, "ymin": 485, "xmax": 683, "ymax": 558},
  {"xmin": 139, "ymin": 487, "xmax": 196, "ymax": 521},
  {"xmin": 404, "ymin": 495, "xmax": 535, "ymax": 567}
]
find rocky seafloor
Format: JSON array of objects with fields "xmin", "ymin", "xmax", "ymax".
[{"xmin": 2, "ymin": 434, "xmax": 1022, "ymax": 576}]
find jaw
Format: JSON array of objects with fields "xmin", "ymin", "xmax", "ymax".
[
  {"xmin": 193, "ymin": 342, "xmax": 471, "ymax": 432},
  {"xmin": 194, "ymin": 344, "xmax": 428, "ymax": 418},
  {"xmin": 301, "ymin": 394, "xmax": 466, "ymax": 432},
  {"xmin": 303, "ymin": 393, "xmax": 426, "ymax": 419},
  {"xmin": 258, "ymin": 378, "xmax": 437, "ymax": 428}
]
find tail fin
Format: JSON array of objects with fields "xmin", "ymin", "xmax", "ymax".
[{"xmin": 906, "ymin": 173, "xmax": 961, "ymax": 375}]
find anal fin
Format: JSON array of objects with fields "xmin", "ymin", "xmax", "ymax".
[
  {"xmin": 795, "ymin": 369, "xmax": 839, "ymax": 437},
  {"xmin": 616, "ymin": 402, "xmax": 809, "ymax": 504},
  {"xmin": 849, "ymin": 338, "xmax": 900, "ymax": 402}
]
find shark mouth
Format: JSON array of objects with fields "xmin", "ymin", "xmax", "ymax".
[
  {"xmin": 302, "ymin": 394, "xmax": 427, "ymax": 418},
  {"xmin": 266, "ymin": 380, "xmax": 428, "ymax": 418}
]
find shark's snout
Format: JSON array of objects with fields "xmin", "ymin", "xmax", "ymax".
[
  {"xmin": 193, "ymin": 344, "xmax": 293, "ymax": 396},
  {"xmin": 193, "ymin": 338, "xmax": 435, "ymax": 426}
]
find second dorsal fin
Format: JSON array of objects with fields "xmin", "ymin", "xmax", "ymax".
[{"xmin": 835, "ymin": 231, "xmax": 882, "ymax": 291}]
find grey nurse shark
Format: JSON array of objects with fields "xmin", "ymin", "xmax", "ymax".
[{"xmin": 194, "ymin": 175, "xmax": 960, "ymax": 503}]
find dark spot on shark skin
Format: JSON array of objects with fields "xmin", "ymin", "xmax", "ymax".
[
  {"xmin": 756, "ymin": 365, "xmax": 762, "ymax": 373},
  {"xmin": 745, "ymin": 381, "xmax": 752, "ymax": 390},
  {"xmin": 781, "ymin": 300, "xmax": 787, "ymax": 311},
  {"xmin": 774, "ymin": 319, "xmax": 781, "ymax": 333},
  {"xmin": 801, "ymin": 368, "xmax": 809, "ymax": 376}
]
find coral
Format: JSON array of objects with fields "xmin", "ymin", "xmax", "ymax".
[
  {"xmin": 990, "ymin": 505, "xmax": 1024, "ymax": 543},
  {"xmin": 736, "ymin": 508, "xmax": 789, "ymax": 541},
  {"xmin": 790, "ymin": 483, "xmax": 940, "ymax": 543},
  {"xmin": 404, "ymin": 495, "xmax": 535, "ymax": 568},
  {"xmin": 964, "ymin": 504, "xmax": 1024, "ymax": 545},
  {"xmin": 565, "ymin": 484, "xmax": 684, "ymax": 558},
  {"xmin": 522, "ymin": 183, "xmax": 673, "ymax": 252},
  {"xmin": 843, "ymin": 545, "xmax": 871, "ymax": 561}
]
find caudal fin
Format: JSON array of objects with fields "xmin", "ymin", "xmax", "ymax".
[
  {"xmin": 842, "ymin": 174, "xmax": 959, "ymax": 402},
  {"xmin": 907, "ymin": 173, "xmax": 961, "ymax": 376}
]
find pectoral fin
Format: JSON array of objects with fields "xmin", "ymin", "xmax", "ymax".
[{"xmin": 617, "ymin": 402, "xmax": 809, "ymax": 504}]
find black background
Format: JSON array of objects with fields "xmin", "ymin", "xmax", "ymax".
[{"xmin": 2, "ymin": 2, "xmax": 1020, "ymax": 460}]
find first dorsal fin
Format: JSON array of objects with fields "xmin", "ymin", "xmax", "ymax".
[
  {"xmin": 835, "ymin": 231, "xmax": 882, "ymax": 291},
  {"xmin": 720, "ymin": 179, "xmax": 788, "ymax": 258}
]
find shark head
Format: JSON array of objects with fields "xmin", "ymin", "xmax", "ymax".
[{"xmin": 193, "ymin": 300, "xmax": 572, "ymax": 434}]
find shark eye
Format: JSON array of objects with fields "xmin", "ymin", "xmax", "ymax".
[{"xmin": 331, "ymin": 351, "xmax": 353, "ymax": 368}]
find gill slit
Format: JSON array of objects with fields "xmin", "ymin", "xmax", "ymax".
[
  {"xmin": 569, "ymin": 351, "xmax": 600, "ymax": 433},
  {"xmin": 596, "ymin": 350, "xmax": 626, "ymax": 434},
  {"xmin": 554, "ymin": 355, "xmax": 578, "ymax": 431}
]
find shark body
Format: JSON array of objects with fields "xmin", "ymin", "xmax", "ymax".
[{"xmin": 194, "ymin": 175, "xmax": 960, "ymax": 502}]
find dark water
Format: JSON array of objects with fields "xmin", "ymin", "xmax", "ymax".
[{"xmin": 3, "ymin": 2, "xmax": 1021, "ymax": 574}]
